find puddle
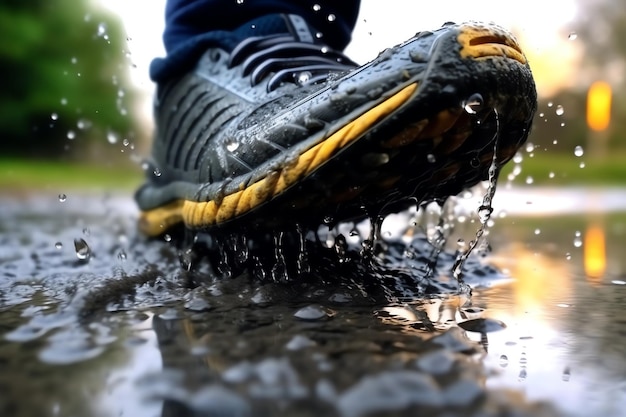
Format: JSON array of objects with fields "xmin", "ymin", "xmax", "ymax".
[{"xmin": 1, "ymin": 190, "xmax": 625, "ymax": 417}]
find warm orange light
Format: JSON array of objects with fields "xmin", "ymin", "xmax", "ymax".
[
  {"xmin": 586, "ymin": 81, "xmax": 612, "ymax": 132},
  {"xmin": 584, "ymin": 224, "xmax": 606, "ymax": 281}
]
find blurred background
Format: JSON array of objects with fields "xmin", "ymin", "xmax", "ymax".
[{"xmin": 0, "ymin": 0, "xmax": 625, "ymax": 190}]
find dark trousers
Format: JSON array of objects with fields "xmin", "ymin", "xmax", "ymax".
[{"xmin": 151, "ymin": 0, "xmax": 361, "ymax": 82}]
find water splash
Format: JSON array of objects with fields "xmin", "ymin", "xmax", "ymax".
[
  {"xmin": 452, "ymin": 110, "xmax": 501, "ymax": 280},
  {"xmin": 73, "ymin": 238, "xmax": 91, "ymax": 261}
]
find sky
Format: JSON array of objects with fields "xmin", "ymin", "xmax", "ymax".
[{"xmin": 94, "ymin": 0, "xmax": 583, "ymax": 118}]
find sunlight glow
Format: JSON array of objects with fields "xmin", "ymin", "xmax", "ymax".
[
  {"xmin": 584, "ymin": 223, "xmax": 606, "ymax": 281},
  {"xmin": 586, "ymin": 81, "xmax": 612, "ymax": 132}
]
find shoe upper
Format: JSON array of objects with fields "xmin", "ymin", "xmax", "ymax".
[{"xmin": 136, "ymin": 15, "xmax": 536, "ymax": 233}]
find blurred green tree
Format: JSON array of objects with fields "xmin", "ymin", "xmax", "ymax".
[{"xmin": 0, "ymin": 0, "xmax": 137, "ymax": 157}]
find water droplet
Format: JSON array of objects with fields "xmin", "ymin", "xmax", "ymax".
[
  {"xmin": 66, "ymin": 130, "xmax": 76, "ymax": 140},
  {"xmin": 117, "ymin": 250, "xmax": 127, "ymax": 261},
  {"xmin": 525, "ymin": 176, "xmax": 534, "ymax": 185},
  {"xmin": 295, "ymin": 71, "xmax": 312, "ymax": 86},
  {"xmin": 58, "ymin": 194, "xmax": 67, "ymax": 202},
  {"xmin": 477, "ymin": 205, "xmax": 493, "ymax": 224},
  {"xmin": 555, "ymin": 105, "xmax": 564, "ymax": 116},
  {"xmin": 106, "ymin": 131, "xmax": 118, "ymax": 144},
  {"xmin": 525, "ymin": 142, "xmax": 534, "ymax": 153},
  {"xmin": 327, "ymin": 13, "xmax": 336, "ymax": 22},
  {"xmin": 573, "ymin": 236, "xmax": 582, "ymax": 248},
  {"xmin": 534, "ymin": 228, "xmax": 541, "ymax": 235},
  {"xmin": 574, "ymin": 146, "xmax": 584, "ymax": 157},
  {"xmin": 518, "ymin": 369, "xmax": 527, "ymax": 381},
  {"xmin": 463, "ymin": 93, "xmax": 483, "ymax": 114},
  {"xmin": 547, "ymin": 101, "xmax": 553, "ymax": 107},
  {"xmin": 54, "ymin": 242, "xmax": 63, "ymax": 250},
  {"xmin": 74, "ymin": 238, "xmax": 91, "ymax": 261},
  {"xmin": 426, "ymin": 154, "xmax": 436, "ymax": 163},
  {"xmin": 153, "ymin": 168, "xmax": 162, "ymax": 177},
  {"xmin": 512, "ymin": 152, "xmax": 523, "ymax": 164},
  {"xmin": 164, "ymin": 234, "xmax": 172, "ymax": 242},
  {"xmin": 549, "ymin": 172, "xmax": 555, "ymax": 179},
  {"xmin": 499, "ymin": 355, "xmax": 509, "ymax": 367},
  {"xmin": 294, "ymin": 305, "xmax": 329, "ymax": 321},
  {"xmin": 312, "ymin": 4, "xmax": 321, "ymax": 11},
  {"xmin": 77, "ymin": 118, "xmax": 92, "ymax": 130},
  {"xmin": 60, "ymin": 98, "xmax": 67, "ymax": 106},
  {"xmin": 315, "ymin": 32, "xmax": 323, "ymax": 39},
  {"xmin": 225, "ymin": 139, "xmax": 239, "ymax": 152},
  {"xmin": 122, "ymin": 138, "xmax": 130, "ymax": 147},
  {"xmin": 579, "ymin": 162, "xmax": 585, "ymax": 169},
  {"xmin": 50, "ymin": 113, "xmax": 58, "ymax": 121},
  {"xmin": 562, "ymin": 367, "xmax": 571, "ymax": 381},
  {"xmin": 565, "ymin": 253, "xmax": 572, "ymax": 260},
  {"xmin": 97, "ymin": 23, "xmax": 107, "ymax": 37},
  {"xmin": 568, "ymin": 32, "xmax": 577, "ymax": 41},
  {"xmin": 361, "ymin": 152, "xmax": 389, "ymax": 167},
  {"xmin": 71, "ymin": 57, "xmax": 78, "ymax": 64}
]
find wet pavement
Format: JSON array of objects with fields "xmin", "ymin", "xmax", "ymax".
[{"xmin": 1, "ymin": 188, "xmax": 625, "ymax": 417}]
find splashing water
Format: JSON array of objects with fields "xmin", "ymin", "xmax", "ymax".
[{"xmin": 452, "ymin": 110, "xmax": 501, "ymax": 280}]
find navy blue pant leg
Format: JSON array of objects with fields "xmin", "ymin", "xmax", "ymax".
[{"xmin": 151, "ymin": 0, "xmax": 361, "ymax": 82}]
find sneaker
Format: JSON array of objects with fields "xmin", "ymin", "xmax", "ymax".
[{"xmin": 135, "ymin": 15, "xmax": 536, "ymax": 237}]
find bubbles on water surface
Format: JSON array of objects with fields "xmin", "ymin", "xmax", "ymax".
[
  {"xmin": 555, "ymin": 105, "xmax": 564, "ymax": 116},
  {"xmin": 58, "ymin": 194, "xmax": 67, "ymax": 202},
  {"xmin": 294, "ymin": 305, "xmax": 330, "ymax": 321}
]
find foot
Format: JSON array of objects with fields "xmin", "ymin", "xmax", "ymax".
[{"xmin": 135, "ymin": 15, "xmax": 536, "ymax": 237}]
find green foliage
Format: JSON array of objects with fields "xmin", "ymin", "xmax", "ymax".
[{"xmin": 0, "ymin": 0, "xmax": 137, "ymax": 156}]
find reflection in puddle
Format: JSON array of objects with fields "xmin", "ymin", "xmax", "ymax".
[
  {"xmin": 1, "ymin": 193, "xmax": 626, "ymax": 416},
  {"xmin": 480, "ymin": 215, "xmax": 626, "ymax": 417}
]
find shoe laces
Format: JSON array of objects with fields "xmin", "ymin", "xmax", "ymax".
[{"xmin": 228, "ymin": 34, "xmax": 357, "ymax": 92}]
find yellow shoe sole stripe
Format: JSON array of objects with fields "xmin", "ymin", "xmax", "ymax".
[{"xmin": 139, "ymin": 82, "xmax": 418, "ymax": 236}]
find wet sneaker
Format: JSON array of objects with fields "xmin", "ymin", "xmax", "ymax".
[{"xmin": 136, "ymin": 15, "xmax": 536, "ymax": 237}]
